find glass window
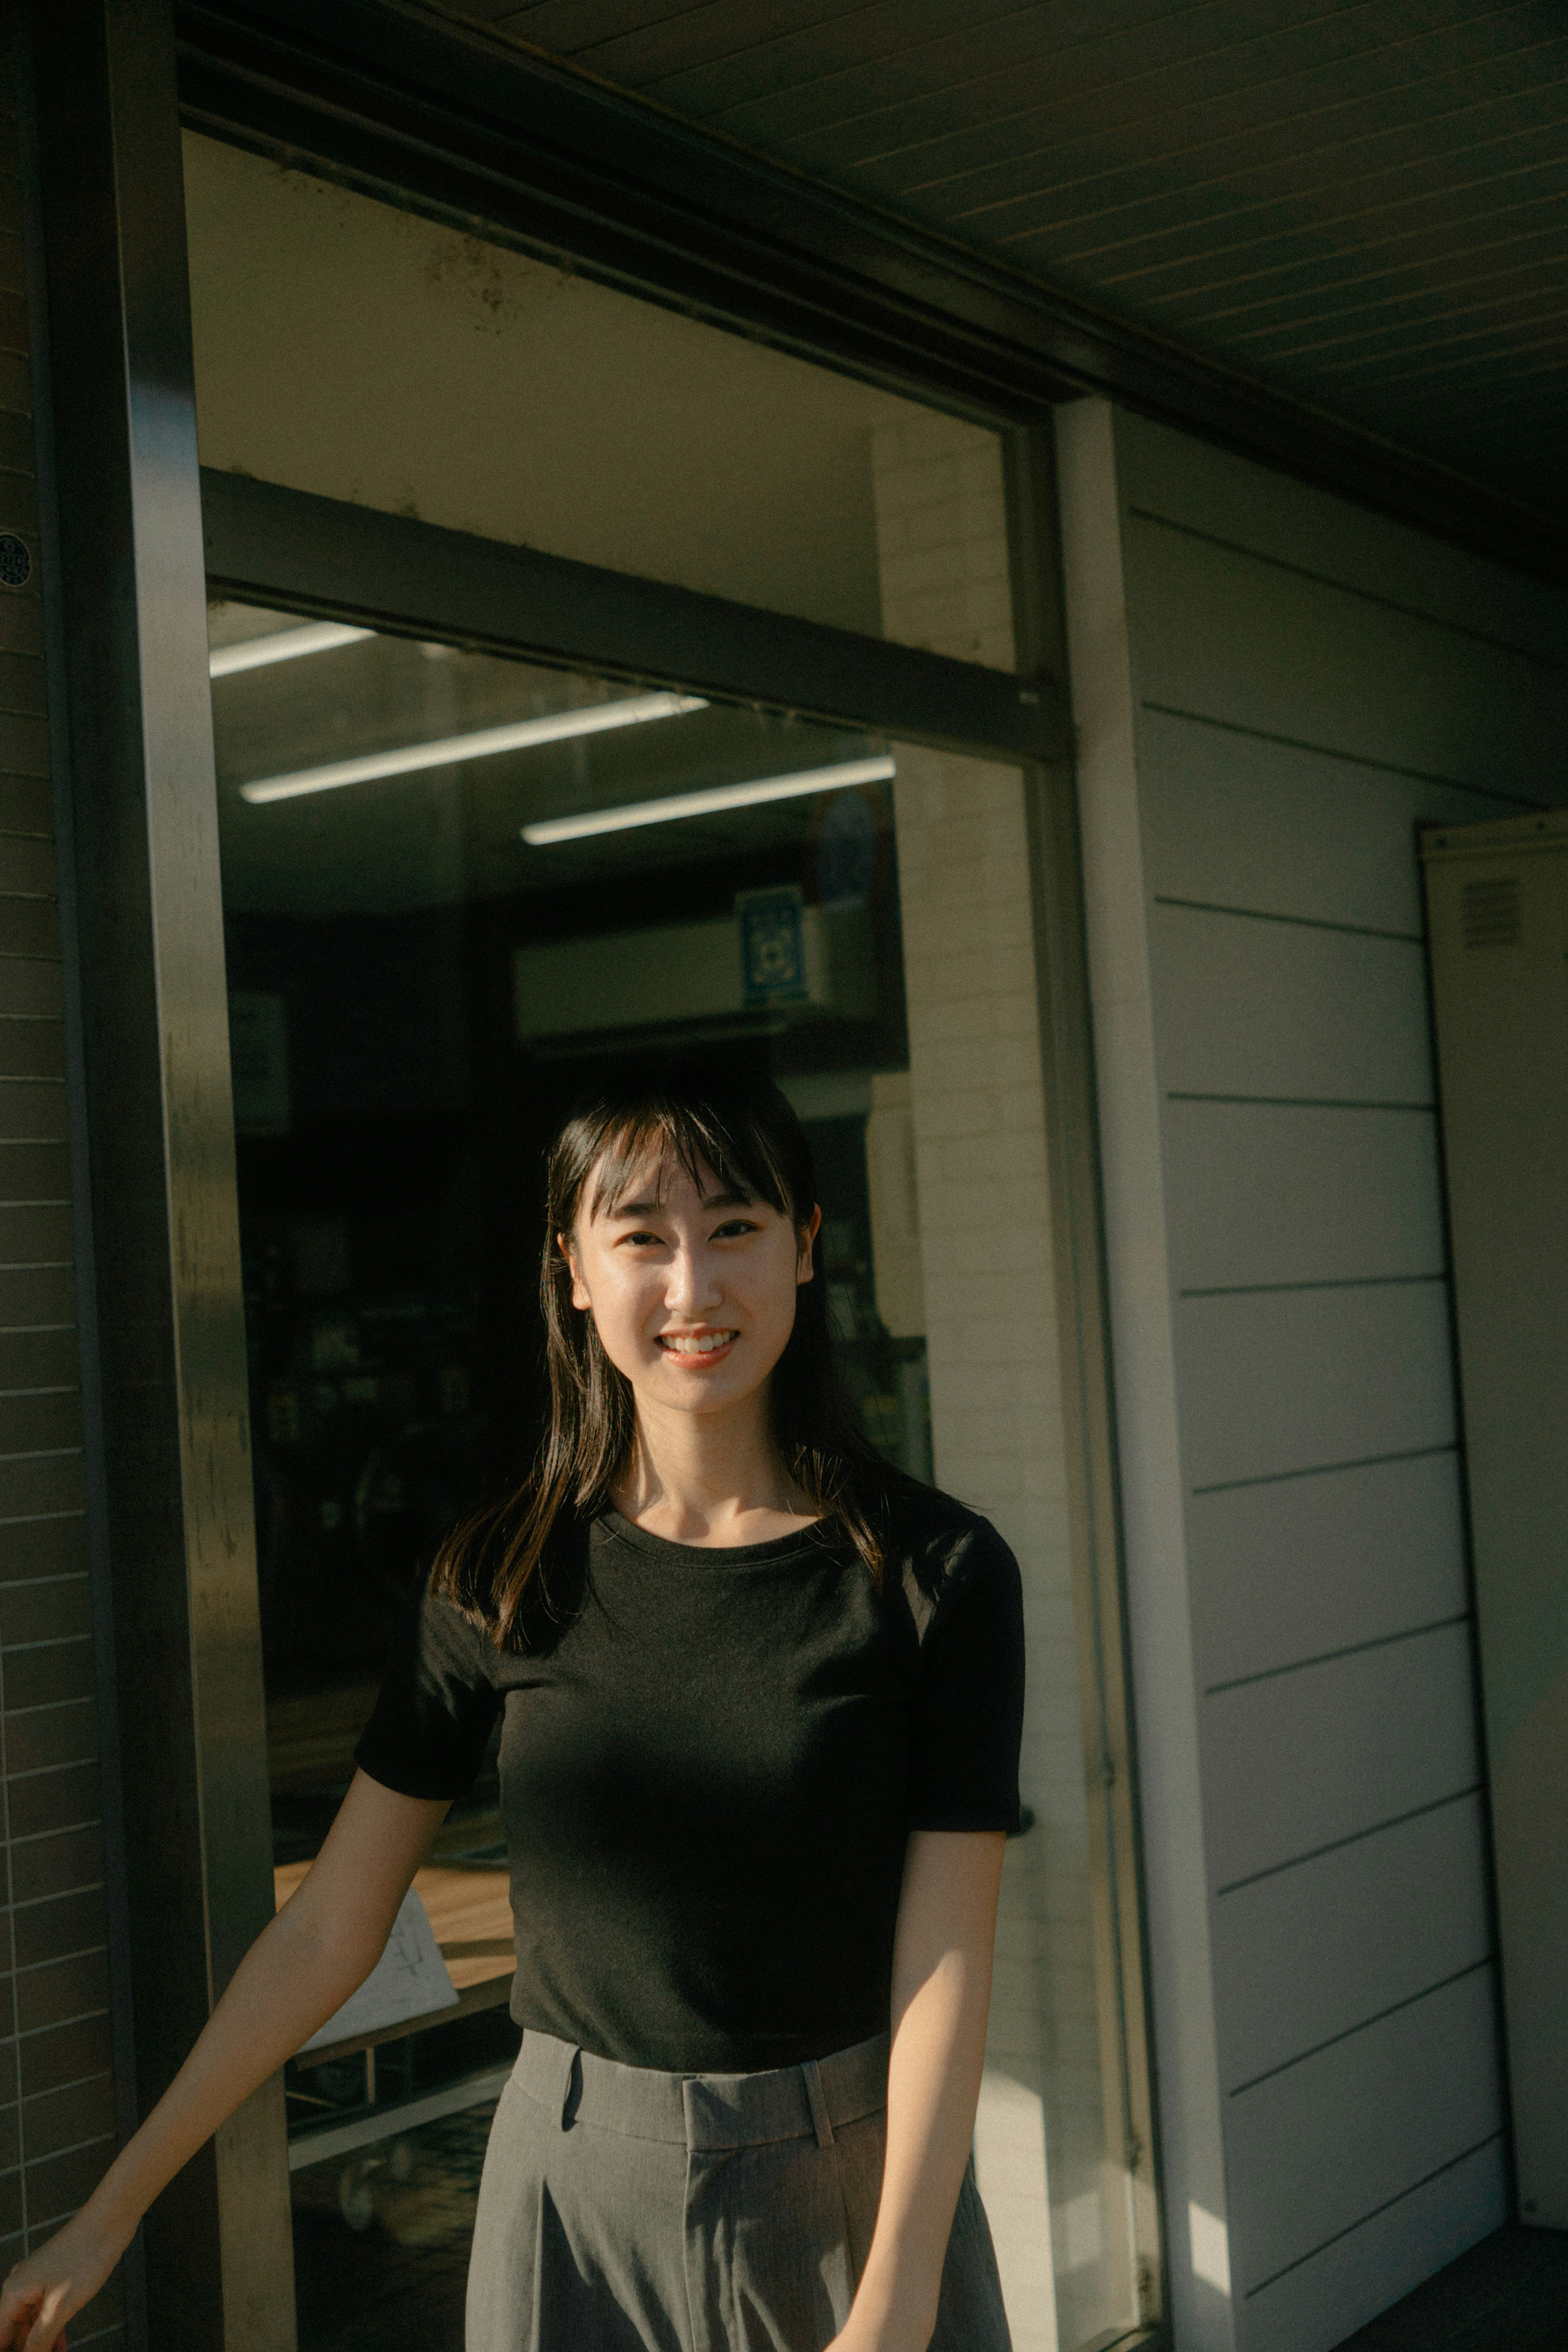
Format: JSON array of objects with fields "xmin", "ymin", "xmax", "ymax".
[
  {"xmin": 185, "ymin": 132, "xmax": 1019, "ymax": 674},
  {"xmin": 210, "ymin": 598, "xmax": 1147, "ymax": 2352}
]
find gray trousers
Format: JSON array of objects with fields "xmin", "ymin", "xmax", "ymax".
[{"xmin": 466, "ymin": 2028, "xmax": 1012, "ymax": 2352}]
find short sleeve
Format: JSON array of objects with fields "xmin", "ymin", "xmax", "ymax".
[
  {"xmin": 355, "ymin": 1571, "xmax": 503, "ymax": 1802},
  {"xmin": 905, "ymin": 1526, "xmax": 1025, "ymax": 1833}
]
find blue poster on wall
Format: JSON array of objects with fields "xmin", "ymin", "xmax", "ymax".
[{"xmin": 737, "ymin": 885, "xmax": 810, "ymax": 1004}]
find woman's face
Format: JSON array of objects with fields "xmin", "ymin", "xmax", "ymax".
[{"xmin": 562, "ymin": 1150, "xmax": 819, "ymax": 1425}]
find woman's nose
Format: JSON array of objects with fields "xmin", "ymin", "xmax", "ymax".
[{"xmin": 665, "ymin": 1245, "xmax": 720, "ymax": 1315}]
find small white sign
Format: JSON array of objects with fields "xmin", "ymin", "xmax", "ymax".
[{"xmin": 297, "ymin": 1886, "xmax": 459, "ymax": 2055}]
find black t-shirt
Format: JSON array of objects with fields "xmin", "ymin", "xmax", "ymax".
[{"xmin": 354, "ymin": 1489, "xmax": 1025, "ymax": 2073}]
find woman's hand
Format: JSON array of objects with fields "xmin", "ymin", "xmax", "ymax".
[
  {"xmin": 835, "ymin": 1830, "xmax": 1006, "ymax": 2352},
  {"xmin": 0, "ymin": 2200, "xmax": 132, "ymax": 2351},
  {"xmin": 0, "ymin": 1774, "xmax": 450, "ymax": 2351}
]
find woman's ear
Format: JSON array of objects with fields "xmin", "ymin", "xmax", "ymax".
[
  {"xmin": 558, "ymin": 1230, "xmax": 591, "ymax": 1311},
  {"xmin": 796, "ymin": 1203, "xmax": 822, "ymax": 1285}
]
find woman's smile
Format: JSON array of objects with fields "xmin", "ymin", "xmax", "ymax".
[{"xmin": 657, "ymin": 1327, "xmax": 739, "ymax": 1365}]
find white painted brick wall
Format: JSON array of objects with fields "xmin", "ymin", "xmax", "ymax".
[{"xmin": 873, "ymin": 417, "xmax": 1133, "ymax": 2352}]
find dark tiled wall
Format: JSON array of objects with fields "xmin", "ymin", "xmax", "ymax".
[{"xmin": 0, "ymin": 27, "xmax": 124, "ymax": 2348}]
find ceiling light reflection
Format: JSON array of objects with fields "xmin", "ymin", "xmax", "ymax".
[
  {"xmin": 521, "ymin": 755, "xmax": 896, "ymax": 846},
  {"xmin": 209, "ymin": 621, "xmax": 376, "ymax": 678},
  {"xmin": 238, "ymin": 691, "xmax": 708, "ymax": 805}
]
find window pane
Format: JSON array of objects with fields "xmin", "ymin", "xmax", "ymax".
[
  {"xmin": 186, "ymin": 132, "xmax": 1018, "ymax": 672},
  {"xmin": 212, "ymin": 595, "xmax": 1144, "ymax": 2350}
]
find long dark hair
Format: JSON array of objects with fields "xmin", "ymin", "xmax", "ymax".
[{"xmin": 431, "ymin": 1061, "xmax": 899, "ymax": 1646}]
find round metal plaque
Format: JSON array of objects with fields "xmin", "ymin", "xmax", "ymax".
[{"xmin": 0, "ymin": 535, "xmax": 31, "ymax": 589}]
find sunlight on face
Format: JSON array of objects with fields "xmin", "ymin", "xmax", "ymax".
[{"xmin": 562, "ymin": 1152, "xmax": 818, "ymax": 1424}]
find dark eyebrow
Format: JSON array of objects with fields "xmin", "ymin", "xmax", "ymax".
[{"xmin": 608, "ymin": 1187, "xmax": 753, "ymax": 1218}]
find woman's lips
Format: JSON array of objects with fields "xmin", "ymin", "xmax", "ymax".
[{"xmin": 657, "ymin": 1330, "xmax": 737, "ymax": 1367}]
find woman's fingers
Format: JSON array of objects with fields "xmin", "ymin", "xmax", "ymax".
[
  {"xmin": 0, "ymin": 2272, "xmax": 75, "ymax": 2352},
  {"xmin": 0, "ymin": 2281, "xmax": 39, "ymax": 2349},
  {"xmin": 22, "ymin": 2290, "xmax": 69, "ymax": 2352}
]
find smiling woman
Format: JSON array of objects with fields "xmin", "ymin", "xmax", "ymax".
[{"xmin": 353, "ymin": 1062, "xmax": 1026, "ymax": 2350}]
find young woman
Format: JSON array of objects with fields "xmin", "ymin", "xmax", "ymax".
[{"xmin": 1, "ymin": 1066, "xmax": 1025, "ymax": 2352}]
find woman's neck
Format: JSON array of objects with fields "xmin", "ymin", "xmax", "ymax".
[{"xmin": 612, "ymin": 1394, "xmax": 819, "ymax": 1547}]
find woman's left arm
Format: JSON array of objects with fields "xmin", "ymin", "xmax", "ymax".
[{"xmin": 832, "ymin": 1828, "xmax": 1007, "ymax": 2352}]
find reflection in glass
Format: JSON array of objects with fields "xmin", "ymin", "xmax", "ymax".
[{"xmin": 212, "ymin": 606, "xmax": 1146, "ymax": 2352}]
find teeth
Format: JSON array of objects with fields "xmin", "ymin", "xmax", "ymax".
[{"xmin": 660, "ymin": 1333, "xmax": 736, "ymax": 1353}]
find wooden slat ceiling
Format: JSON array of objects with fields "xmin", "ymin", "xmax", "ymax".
[{"xmin": 440, "ymin": 0, "xmax": 1568, "ymax": 528}]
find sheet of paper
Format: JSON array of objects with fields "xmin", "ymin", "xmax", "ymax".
[{"xmin": 296, "ymin": 1884, "xmax": 459, "ymax": 2055}]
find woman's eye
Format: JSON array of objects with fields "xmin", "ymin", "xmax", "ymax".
[{"xmin": 713, "ymin": 1220, "xmax": 759, "ymax": 1240}]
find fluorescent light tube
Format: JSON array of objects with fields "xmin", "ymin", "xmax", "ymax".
[
  {"xmin": 521, "ymin": 755, "xmax": 897, "ymax": 846},
  {"xmin": 210, "ymin": 622, "xmax": 376, "ymax": 678},
  {"xmin": 238, "ymin": 691, "xmax": 707, "ymax": 805}
]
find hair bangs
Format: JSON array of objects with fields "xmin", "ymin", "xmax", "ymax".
[{"xmin": 581, "ymin": 1100, "xmax": 795, "ymax": 1230}]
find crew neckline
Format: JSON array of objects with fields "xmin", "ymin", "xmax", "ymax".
[{"xmin": 597, "ymin": 1507, "xmax": 830, "ymax": 1568}]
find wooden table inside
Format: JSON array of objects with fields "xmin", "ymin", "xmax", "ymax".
[{"xmin": 275, "ymin": 1860, "xmax": 515, "ymax": 2068}]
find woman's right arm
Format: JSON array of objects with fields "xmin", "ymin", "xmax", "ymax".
[{"xmin": 0, "ymin": 1770, "xmax": 450, "ymax": 2352}]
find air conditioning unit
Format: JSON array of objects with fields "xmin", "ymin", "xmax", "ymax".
[{"xmin": 514, "ymin": 903, "xmax": 876, "ymax": 1046}]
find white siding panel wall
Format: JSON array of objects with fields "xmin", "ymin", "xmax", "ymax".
[{"xmin": 1058, "ymin": 398, "xmax": 1568, "ymax": 2351}]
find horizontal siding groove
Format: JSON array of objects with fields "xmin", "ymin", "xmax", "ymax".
[
  {"xmin": 4, "ymin": 1749, "xmax": 98, "ymax": 1782},
  {"xmin": 0, "ymin": 1327, "xmax": 78, "ymax": 1340},
  {"xmin": 0, "ymin": 1445, "xmax": 82, "ymax": 1464},
  {"xmin": 1127, "ymin": 508, "xmax": 1568, "ymax": 678},
  {"xmin": 9, "ymin": 2062, "xmax": 113, "ymax": 2119},
  {"xmin": 6, "ymin": 1697, "xmax": 97, "ymax": 1726},
  {"xmin": 3, "ymin": 1629, "xmax": 94, "ymax": 1656},
  {"xmin": 1180, "ymin": 1273, "xmax": 1446, "ymax": 1300},
  {"xmin": 1214, "ymin": 1784, "xmax": 1482, "ymax": 1899},
  {"xmin": 1191, "ymin": 1441, "xmax": 1456, "ymax": 1498},
  {"xmin": 1167, "ymin": 1091, "xmax": 1435, "ymax": 1113},
  {"xmin": 0, "ymin": 1510, "xmax": 85, "ymax": 1530},
  {"xmin": 1205, "ymin": 1611, "xmax": 1471, "ymax": 1696},
  {"xmin": 10, "ymin": 2130, "xmax": 117, "ymax": 2178},
  {"xmin": 11, "ymin": 1882, "xmax": 105, "ymax": 1915},
  {"xmin": 1241, "ymin": 2130, "xmax": 1505, "ymax": 2301},
  {"xmin": 1139, "ymin": 700, "xmax": 1551, "ymax": 811},
  {"xmin": 8, "ymin": 1815, "xmax": 102, "ymax": 1847},
  {"xmin": 1226, "ymin": 1957, "xmax": 1494, "ymax": 2100},
  {"xmin": 12, "ymin": 1943, "xmax": 107, "ymax": 1978},
  {"xmin": 17, "ymin": 2006, "xmax": 110, "ymax": 2044},
  {"xmin": 0, "ymin": 955, "xmax": 60, "ymax": 968},
  {"xmin": 0, "ymin": 1076, "xmax": 61, "ymax": 1086},
  {"xmin": 0, "ymin": 1389, "xmax": 81, "ymax": 1404},
  {"xmin": 0, "ymin": 1267, "xmax": 74, "ymax": 1279},
  {"xmin": 1153, "ymin": 894, "xmax": 1424, "ymax": 945}
]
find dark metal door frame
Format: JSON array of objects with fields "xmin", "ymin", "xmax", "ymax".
[
  {"xmin": 20, "ymin": 2, "xmax": 1165, "ymax": 2345},
  {"xmin": 21, "ymin": 2, "xmax": 291, "ymax": 2346}
]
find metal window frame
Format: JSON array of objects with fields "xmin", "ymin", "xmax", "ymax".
[
  {"xmin": 20, "ymin": 0, "xmax": 1169, "ymax": 2345},
  {"xmin": 199, "ymin": 472, "xmax": 1070, "ymax": 767},
  {"xmin": 205, "ymin": 479, "xmax": 1170, "ymax": 2352},
  {"xmin": 203, "ymin": 470, "xmax": 1169, "ymax": 2352}
]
